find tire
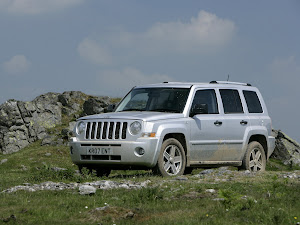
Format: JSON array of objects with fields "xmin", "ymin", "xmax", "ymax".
[
  {"xmin": 241, "ymin": 141, "xmax": 266, "ymax": 172},
  {"xmin": 184, "ymin": 167, "xmax": 193, "ymax": 175},
  {"xmin": 155, "ymin": 138, "xmax": 186, "ymax": 177}
]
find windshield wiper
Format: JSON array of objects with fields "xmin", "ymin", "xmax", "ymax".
[
  {"xmin": 119, "ymin": 109, "xmax": 145, "ymax": 112},
  {"xmin": 148, "ymin": 109, "xmax": 179, "ymax": 113}
]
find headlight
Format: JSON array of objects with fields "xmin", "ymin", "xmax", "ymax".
[
  {"xmin": 76, "ymin": 121, "xmax": 86, "ymax": 135},
  {"xmin": 129, "ymin": 121, "xmax": 142, "ymax": 135}
]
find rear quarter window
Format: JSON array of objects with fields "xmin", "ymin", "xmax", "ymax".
[
  {"xmin": 220, "ymin": 89, "xmax": 244, "ymax": 114},
  {"xmin": 243, "ymin": 90, "xmax": 263, "ymax": 113}
]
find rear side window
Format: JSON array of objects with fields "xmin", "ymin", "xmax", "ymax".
[
  {"xmin": 243, "ymin": 90, "xmax": 263, "ymax": 113},
  {"xmin": 220, "ymin": 89, "xmax": 243, "ymax": 114}
]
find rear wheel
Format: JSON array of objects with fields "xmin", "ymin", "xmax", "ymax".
[
  {"xmin": 241, "ymin": 141, "xmax": 266, "ymax": 172},
  {"xmin": 155, "ymin": 138, "xmax": 186, "ymax": 177}
]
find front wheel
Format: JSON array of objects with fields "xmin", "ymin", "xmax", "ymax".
[
  {"xmin": 241, "ymin": 141, "xmax": 266, "ymax": 172},
  {"xmin": 154, "ymin": 138, "xmax": 186, "ymax": 177}
]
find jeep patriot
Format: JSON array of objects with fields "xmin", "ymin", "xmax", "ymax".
[{"xmin": 70, "ymin": 81, "xmax": 275, "ymax": 177}]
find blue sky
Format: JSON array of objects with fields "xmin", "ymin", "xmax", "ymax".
[{"xmin": 0, "ymin": 0, "xmax": 299, "ymax": 142}]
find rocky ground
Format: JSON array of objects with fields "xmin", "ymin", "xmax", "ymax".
[{"xmin": 2, "ymin": 167, "xmax": 299, "ymax": 195}]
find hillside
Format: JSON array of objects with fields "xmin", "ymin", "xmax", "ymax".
[{"xmin": 0, "ymin": 91, "xmax": 300, "ymax": 224}]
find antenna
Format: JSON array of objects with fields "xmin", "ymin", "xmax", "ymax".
[{"xmin": 227, "ymin": 74, "xmax": 230, "ymax": 81}]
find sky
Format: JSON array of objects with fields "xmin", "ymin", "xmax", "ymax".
[{"xmin": 0, "ymin": 0, "xmax": 299, "ymax": 142}]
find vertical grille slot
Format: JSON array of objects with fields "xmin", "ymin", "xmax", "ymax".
[
  {"xmin": 122, "ymin": 122, "xmax": 127, "ymax": 139},
  {"xmin": 102, "ymin": 122, "xmax": 108, "ymax": 139},
  {"xmin": 96, "ymin": 122, "xmax": 102, "ymax": 139},
  {"xmin": 108, "ymin": 122, "xmax": 114, "ymax": 139},
  {"xmin": 115, "ymin": 122, "xmax": 121, "ymax": 139},
  {"xmin": 91, "ymin": 122, "xmax": 96, "ymax": 139},
  {"xmin": 85, "ymin": 122, "xmax": 91, "ymax": 139}
]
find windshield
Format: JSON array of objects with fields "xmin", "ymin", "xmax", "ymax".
[{"xmin": 116, "ymin": 88, "xmax": 190, "ymax": 113}]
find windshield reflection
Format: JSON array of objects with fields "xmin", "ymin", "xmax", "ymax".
[{"xmin": 116, "ymin": 88, "xmax": 190, "ymax": 113}]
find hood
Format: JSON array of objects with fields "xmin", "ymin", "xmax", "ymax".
[{"xmin": 78, "ymin": 111, "xmax": 184, "ymax": 122}]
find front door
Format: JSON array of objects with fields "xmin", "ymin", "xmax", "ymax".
[{"xmin": 189, "ymin": 89, "xmax": 226, "ymax": 163}]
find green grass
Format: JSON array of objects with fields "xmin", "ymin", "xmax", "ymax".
[{"xmin": 0, "ymin": 143, "xmax": 300, "ymax": 224}]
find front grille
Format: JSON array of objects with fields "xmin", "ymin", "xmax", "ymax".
[{"xmin": 85, "ymin": 121, "xmax": 128, "ymax": 140}]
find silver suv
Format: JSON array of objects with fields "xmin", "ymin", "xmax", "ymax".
[{"xmin": 70, "ymin": 81, "xmax": 275, "ymax": 177}]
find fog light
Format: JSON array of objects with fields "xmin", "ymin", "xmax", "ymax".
[{"xmin": 135, "ymin": 147, "xmax": 145, "ymax": 157}]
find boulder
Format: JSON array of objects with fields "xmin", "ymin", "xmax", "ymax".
[
  {"xmin": 271, "ymin": 130, "xmax": 300, "ymax": 166},
  {"xmin": 0, "ymin": 91, "xmax": 96, "ymax": 154},
  {"xmin": 82, "ymin": 96, "xmax": 110, "ymax": 115}
]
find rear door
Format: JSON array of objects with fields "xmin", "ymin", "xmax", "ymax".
[{"xmin": 219, "ymin": 89, "xmax": 249, "ymax": 161}]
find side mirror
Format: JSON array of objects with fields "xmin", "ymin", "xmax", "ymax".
[
  {"xmin": 107, "ymin": 104, "xmax": 116, "ymax": 112},
  {"xmin": 190, "ymin": 104, "xmax": 208, "ymax": 117}
]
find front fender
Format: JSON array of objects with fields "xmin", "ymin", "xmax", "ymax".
[{"xmin": 150, "ymin": 123, "xmax": 190, "ymax": 167}]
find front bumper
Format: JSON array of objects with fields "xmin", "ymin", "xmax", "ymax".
[{"xmin": 69, "ymin": 137, "xmax": 159, "ymax": 168}]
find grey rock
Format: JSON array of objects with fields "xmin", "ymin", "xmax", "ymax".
[
  {"xmin": 82, "ymin": 97, "xmax": 110, "ymax": 116},
  {"xmin": 205, "ymin": 189, "xmax": 216, "ymax": 193},
  {"xmin": 45, "ymin": 153, "xmax": 51, "ymax": 157},
  {"xmin": 41, "ymin": 135, "xmax": 56, "ymax": 146},
  {"xmin": 51, "ymin": 167, "xmax": 67, "ymax": 172},
  {"xmin": 2, "ymin": 180, "xmax": 151, "ymax": 193},
  {"xmin": 95, "ymin": 205, "xmax": 110, "ymax": 211},
  {"xmin": 173, "ymin": 176, "xmax": 188, "ymax": 181},
  {"xmin": 79, "ymin": 185, "xmax": 97, "ymax": 195},
  {"xmin": 271, "ymin": 130, "xmax": 300, "ymax": 166},
  {"xmin": 0, "ymin": 91, "xmax": 91, "ymax": 154},
  {"xmin": 0, "ymin": 159, "xmax": 8, "ymax": 164}
]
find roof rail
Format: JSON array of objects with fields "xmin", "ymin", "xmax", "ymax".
[{"xmin": 209, "ymin": 81, "xmax": 252, "ymax": 86}]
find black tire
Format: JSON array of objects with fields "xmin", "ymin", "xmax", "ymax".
[
  {"xmin": 241, "ymin": 141, "xmax": 266, "ymax": 172},
  {"xmin": 184, "ymin": 167, "xmax": 194, "ymax": 175},
  {"xmin": 155, "ymin": 138, "xmax": 186, "ymax": 177}
]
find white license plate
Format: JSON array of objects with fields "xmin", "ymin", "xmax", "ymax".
[{"xmin": 86, "ymin": 147, "xmax": 111, "ymax": 155}]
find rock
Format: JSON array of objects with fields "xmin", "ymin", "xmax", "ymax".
[
  {"xmin": 0, "ymin": 159, "xmax": 8, "ymax": 164},
  {"xmin": 0, "ymin": 91, "xmax": 92, "ymax": 154},
  {"xmin": 41, "ymin": 135, "xmax": 56, "ymax": 146},
  {"xmin": 271, "ymin": 130, "xmax": 300, "ymax": 166},
  {"xmin": 79, "ymin": 185, "xmax": 97, "ymax": 195},
  {"xmin": 45, "ymin": 153, "xmax": 51, "ymax": 157},
  {"xmin": 82, "ymin": 96, "xmax": 110, "ymax": 116},
  {"xmin": 51, "ymin": 167, "xmax": 67, "ymax": 172},
  {"xmin": 2, "ymin": 180, "xmax": 151, "ymax": 193},
  {"xmin": 205, "ymin": 189, "xmax": 216, "ymax": 193}
]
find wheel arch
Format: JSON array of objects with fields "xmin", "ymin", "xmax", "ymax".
[{"xmin": 248, "ymin": 134, "xmax": 268, "ymax": 160}]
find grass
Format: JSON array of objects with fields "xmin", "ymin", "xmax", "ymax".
[{"xmin": 0, "ymin": 143, "xmax": 300, "ymax": 224}]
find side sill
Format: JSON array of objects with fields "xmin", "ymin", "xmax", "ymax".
[{"xmin": 190, "ymin": 161, "xmax": 242, "ymax": 167}]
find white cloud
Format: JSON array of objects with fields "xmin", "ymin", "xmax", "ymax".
[
  {"xmin": 115, "ymin": 10, "xmax": 236, "ymax": 53},
  {"xmin": 77, "ymin": 38, "xmax": 112, "ymax": 65},
  {"xmin": 97, "ymin": 67, "xmax": 173, "ymax": 96},
  {"xmin": 0, "ymin": 0, "xmax": 84, "ymax": 14},
  {"xmin": 3, "ymin": 55, "xmax": 31, "ymax": 74}
]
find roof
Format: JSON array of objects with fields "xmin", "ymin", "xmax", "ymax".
[{"xmin": 134, "ymin": 81, "xmax": 253, "ymax": 89}]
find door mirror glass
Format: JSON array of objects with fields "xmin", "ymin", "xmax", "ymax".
[{"xmin": 190, "ymin": 104, "xmax": 208, "ymax": 117}]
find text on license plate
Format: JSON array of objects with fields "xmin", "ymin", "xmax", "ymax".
[{"xmin": 86, "ymin": 147, "xmax": 111, "ymax": 155}]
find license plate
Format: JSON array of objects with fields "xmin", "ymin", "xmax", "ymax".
[{"xmin": 86, "ymin": 147, "xmax": 111, "ymax": 155}]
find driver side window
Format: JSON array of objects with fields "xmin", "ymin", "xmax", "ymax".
[{"xmin": 191, "ymin": 89, "xmax": 219, "ymax": 114}]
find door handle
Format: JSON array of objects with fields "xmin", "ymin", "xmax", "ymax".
[
  {"xmin": 240, "ymin": 120, "xmax": 248, "ymax": 125},
  {"xmin": 214, "ymin": 120, "xmax": 223, "ymax": 126}
]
